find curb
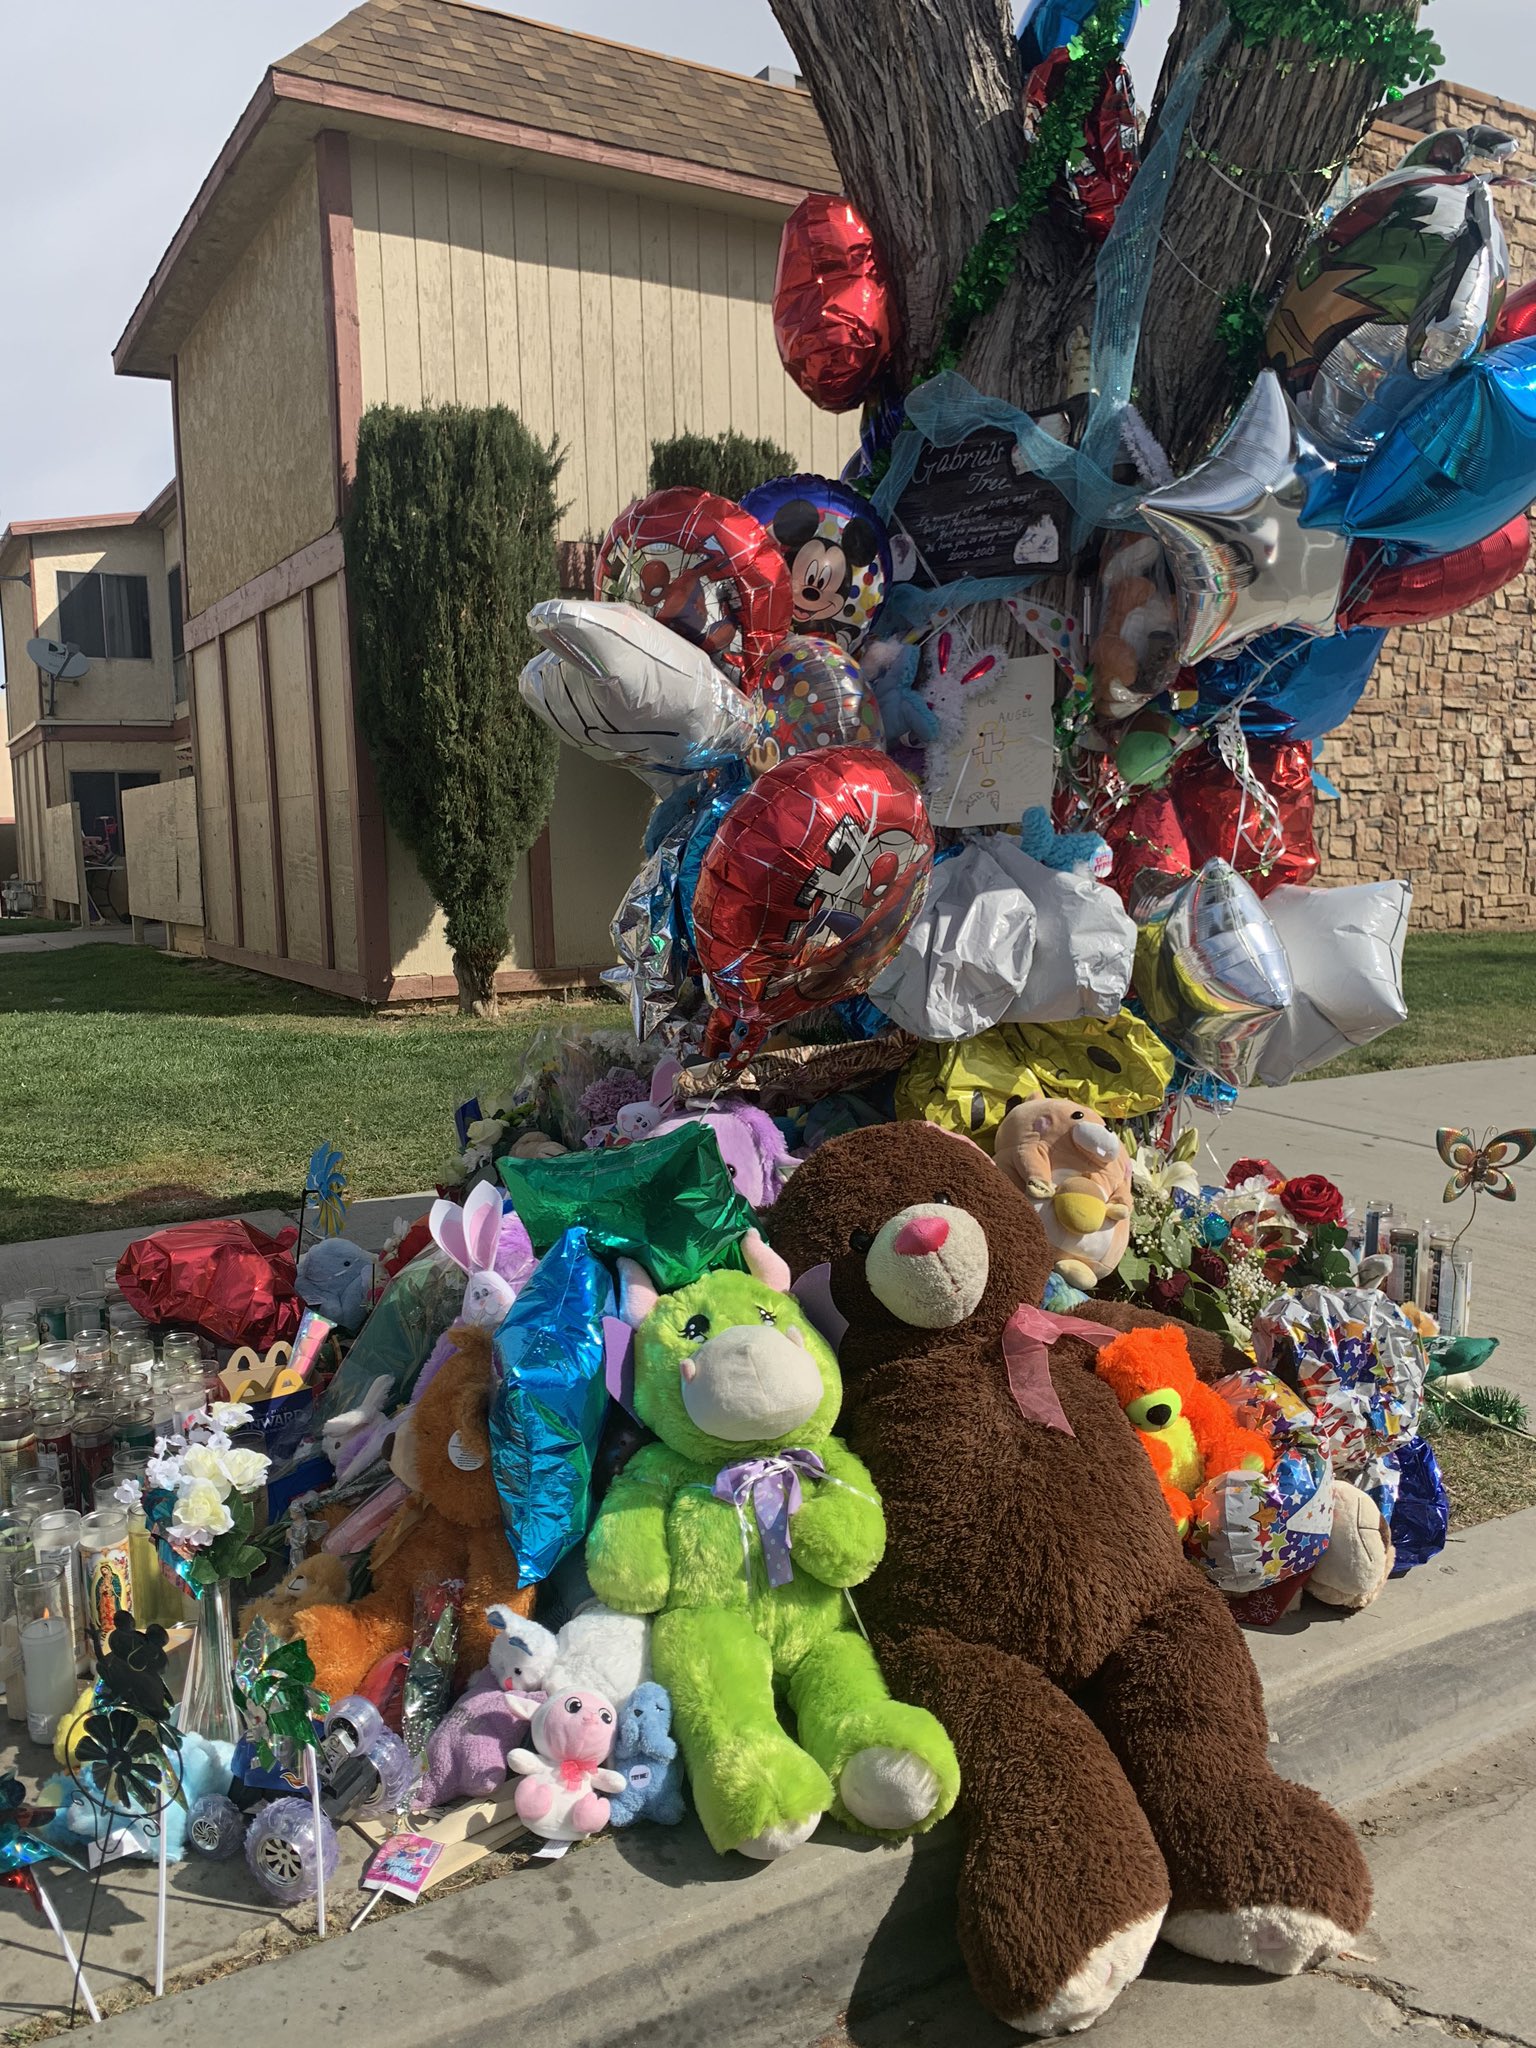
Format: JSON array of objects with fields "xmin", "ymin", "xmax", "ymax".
[{"xmin": 89, "ymin": 1505, "xmax": 1536, "ymax": 2047}]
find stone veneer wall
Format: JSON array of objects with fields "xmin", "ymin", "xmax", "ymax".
[{"xmin": 1316, "ymin": 83, "xmax": 1536, "ymax": 929}]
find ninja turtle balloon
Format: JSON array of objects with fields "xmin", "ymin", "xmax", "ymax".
[
  {"xmin": 741, "ymin": 476, "xmax": 892, "ymax": 649},
  {"xmin": 1265, "ymin": 154, "xmax": 1508, "ymax": 456}
]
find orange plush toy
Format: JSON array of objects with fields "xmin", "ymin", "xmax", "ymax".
[
  {"xmin": 296, "ymin": 1325, "xmax": 536, "ymax": 1700},
  {"xmin": 1095, "ymin": 1325, "xmax": 1273, "ymax": 1536}
]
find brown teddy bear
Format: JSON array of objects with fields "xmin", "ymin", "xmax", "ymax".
[
  {"xmin": 237, "ymin": 1551, "xmax": 350, "ymax": 1642},
  {"xmin": 767, "ymin": 1121, "xmax": 1371, "ymax": 2036},
  {"xmin": 295, "ymin": 1326, "xmax": 536, "ymax": 1700}
]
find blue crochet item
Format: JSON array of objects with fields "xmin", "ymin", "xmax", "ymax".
[
  {"xmin": 607, "ymin": 1682, "xmax": 686, "ymax": 1828},
  {"xmin": 861, "ymin": 640, "xmax": 940, "ymax": 746},
  {"xmin": 1018, "ymin": 805, "xmax": 1110, "ymax": 877}
]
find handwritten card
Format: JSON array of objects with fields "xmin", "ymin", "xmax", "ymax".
[{"xmin": 923, "ymin": 654, "xmax": 1056, "ymax": 829}]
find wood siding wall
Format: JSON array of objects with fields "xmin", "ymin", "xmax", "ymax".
[
  {"xmin": 177, "ymin": 160, "xmax": 338, "ymax": 614},
  {"xmin": 190, "ymin": 562, "xmax": 363, "ymax": 992},
  {"xmin": 348, "ymin": 139, "xmax": 858, "ymax": 541},
  {"xmin": 123, "ymin": 778, "xmax": 203, "ymax": 929}
]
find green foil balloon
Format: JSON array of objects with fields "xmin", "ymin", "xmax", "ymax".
[{"xmin": 497, "ymin": 1121, "xmax": 755, "ymax": 1291}]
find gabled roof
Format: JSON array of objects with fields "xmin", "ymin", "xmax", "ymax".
[
  {"xmin": 116, "ymin": 0, "xmax": 837, "ymax": 381},
  {"xmin": 277, "ymin": 0, "xmax": 837, "ymax": 195}
]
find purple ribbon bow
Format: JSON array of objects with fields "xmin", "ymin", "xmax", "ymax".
[{"xmin": 713, "ymin": 1449, "xmax": 827, "ymax": 1587}]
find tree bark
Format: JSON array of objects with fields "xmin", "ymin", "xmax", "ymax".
[{"xmin": 770, "ymin": 0, "xmax": 1423, "ymax": 464}]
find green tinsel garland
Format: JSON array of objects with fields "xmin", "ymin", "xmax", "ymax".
[
  {"xmin": 928, "ymin": 0, "xmax": 1128, "ymax": 378},
  {"xmin": 1227, "ymin": 0, "xmax": 1442, "ymax": 98}
]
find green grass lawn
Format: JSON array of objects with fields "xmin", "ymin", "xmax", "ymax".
[
  {"xmin": 1, "ymin": 929, "xmax": 1532, "ymax": 1247},
  {"xmin": 0, "ymin": 944, "xmax": 613, "ymax": 1244},
  {"xmin": 0, "ymin": 918, "xmax": 75, "ymax": 936},
  {"xmin": 1314, "ymin": 929, "xmax": 1536, "ymax": 1077}
]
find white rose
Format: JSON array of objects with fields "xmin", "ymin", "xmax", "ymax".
[
  {"xmin": 170, "ymin": 1479, "xmax": 233, "ymax": 1546},
  {"xmin": 221, "ymin": 1447, "xmax": 269, "ymax": 1495},
  {"xmin": 145, "ymin": 1452, "xmax": 183, "ymax": 1493},
  {"xmin": 180, "ymin": 1445, "xmax": 233, "ymax": 1499},
  {"xmin": 209, "ymin": 1401, "xmax": 254, "ymax": 1433}
]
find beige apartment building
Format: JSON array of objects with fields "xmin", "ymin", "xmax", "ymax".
[
  {"xmin": 107, "ymin": 0, "xmax": 854, "ymax": 1001},
  {"xmin": 1, "ymin": 487, "xmax": 186, "ymax": 902}
]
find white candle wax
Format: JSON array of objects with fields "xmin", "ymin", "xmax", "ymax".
[{"xmin": 21, "ymin": 1614, "xmax": 75, "ymax": 1742}]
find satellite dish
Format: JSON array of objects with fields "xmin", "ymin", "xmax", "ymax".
[{"xmin": 28, "ymin": 637, "xmax": 91, "ymax": 681}]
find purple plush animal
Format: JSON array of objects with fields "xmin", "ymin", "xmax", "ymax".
[
  {"xmin": 416, "ymin": 1608, "xmax": 556, "ymax": 1807},
  {"xmin": 651, "ymin": 1101, "xmax": 794, "ymax": 1209}
]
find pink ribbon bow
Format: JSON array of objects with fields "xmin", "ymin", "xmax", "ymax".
[{"xmin": 1001, "ymin": 1304, "xmax": 1119, "ymax": 1436}]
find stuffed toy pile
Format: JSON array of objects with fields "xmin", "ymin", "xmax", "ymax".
[{"xmin": 767, "ymin": 1121, "xmax": 1372, "ymax": 2035}]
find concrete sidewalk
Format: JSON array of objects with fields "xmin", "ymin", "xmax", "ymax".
[
  {"xmin": 0, "ymin": 925, "xmax": 154, "ymax": 955},
  {"xmin": 1195, "ymin": 1056, "xmax": 1536, "ymax": 1408},
  {"xmin": 5, "ymin": 1504, "xmax": 1530, "ymax": 2044}
]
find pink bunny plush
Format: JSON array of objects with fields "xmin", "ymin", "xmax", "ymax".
[
  {"xmin": 505, "ymin": 1689, "xmax": 626, "ymax": 1842},
  {"xmin": 429, "ymin": 1181, "xmax": 530, "ymax": 1329}
]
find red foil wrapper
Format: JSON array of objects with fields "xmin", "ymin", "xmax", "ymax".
[
  {"xmin": 772, "ymin": 193, "xmax": 896, "ymax": 413},
  {"xmin": 1097, "ymin": 783, "xmax": 1192, "ymax": 904},
  {"xmin": 117, "ymin": 1218, "xmax": 302, "ymax": 1350},
  {"xmin": 1175, "ymin": 738, "xmax": 1318, "ymax": 897},
  {"xmin": 1341, "ymin": 514, "xmax": 1530, "ymax": 629},
  {"xmin": 692, "ymin": 745, "xmax": 933, "ymax": 1033},
  {"xmin": 1024, "ymin": 54, "xmax": 1140, "ymax": 244},
  {"xmin": 597, "ymin": 488, "xmax": 792, "ymax": 686}
]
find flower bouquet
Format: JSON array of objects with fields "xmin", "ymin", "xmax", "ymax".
[
  {"xmin": 124, "ymin": 1404, "xmax": 273, "ymax": 1592},
  {"xmin": 1109, "ymin": 1137, "xmax": 1348, "ymax": 1345}
]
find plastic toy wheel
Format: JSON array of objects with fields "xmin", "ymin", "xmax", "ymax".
[
  {"xmin": 245, "ymin": 1797, "xmax": 340, "ymax": 1905},
  {"xmin": 186, "ymin": 1793, "xmax": 245, "ymax": 1860},
  {"xmin": 356, "ymin": 1728, "xmax": 416, "ymax": 1820},
  {"xmin": 323, "ymin": 1696, "xmax": 384, "ymax": 1749}
]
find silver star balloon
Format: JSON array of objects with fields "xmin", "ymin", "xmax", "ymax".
[
  {"xmin": 1140, "ymin": 370, "xmax": 1349, "ymax": 665},
  {"xmin": 1131, "ymin": 859, "xmax": 1294, "ymax": 1087},
  {"xmin": 604, "ymin": 831, "xmax": 687, "ymax": 1040}
]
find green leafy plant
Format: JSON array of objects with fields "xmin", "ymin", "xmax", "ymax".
[
  {"xmin": 648, "ymin": 430, "xmax": 798, "ymax": 500},
  {"xmin": 346, "ymin": 404, "xmax": 563, "ymax": 1014},
  {"xmin": 1426, "ymin": 1382, "xmax": 1531, "ymax": 1436},
  {"xmin": 1281, "ymin": 1220, "xmax": 1356, "ymax": 1290},
  {"xmin": 1218, "ymin": 282, "xmax": 1270, "ymax": 391}
]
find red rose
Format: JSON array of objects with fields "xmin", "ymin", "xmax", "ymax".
[
  {"xmin": 1227, "ymin": 1156, "xmax": 1281, "ymax": 1189},
  {"xmin": 1190, "ymin": 1247, "xmax": 1229, "ymax": 1289},
  {"xmin": 1147, "ymin": 1272, "xmax": 1189, "ymax": 1313},
  {"xmin": 1278, "ymin": 1174, "xmax": 1346, "ymax": 1229}
]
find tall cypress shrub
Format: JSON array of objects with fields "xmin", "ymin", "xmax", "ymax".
[
  {"xmin": 648, "ymin": 429, "xmax": 797, "ymax": 501},
  {"xmin": 345, "ymin": 404, "xmax": 561, "ymax": 1014}
]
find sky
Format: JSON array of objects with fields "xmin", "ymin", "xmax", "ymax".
[{"xmin": 1, "ymin": 0, "xmax": 1532, "ymax": 525}]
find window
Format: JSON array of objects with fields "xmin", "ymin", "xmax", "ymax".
[
  {"xmin": 56, "ymin": 571, "xmax": 152, "ymax": 661},
  {"xmin": 167, "ymin": 564, "xmax": 187, "ymax": 704},
  {"xmin": 70, "ymin": 769, "xmax": 160, "ymax": 853}
]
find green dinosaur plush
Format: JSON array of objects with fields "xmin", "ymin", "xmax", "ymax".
[{"xmin": 586, "ymin": 1243, "xmax": 959, "ymax": 1860}]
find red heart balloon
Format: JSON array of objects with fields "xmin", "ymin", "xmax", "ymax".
[
  {"xmin": 772, "ymin": 194, "xmax": 896, "ymax": 414},
  {"xmin": 1340, "ymin": 514, "xmax": 1530, "ymax": 629},
  {"xmin": 1491, "ymin": 278, "xmax": 1536, "ymax": 350}
]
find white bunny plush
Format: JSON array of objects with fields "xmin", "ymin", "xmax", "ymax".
[{"xmin": 430, "ymin": 1181, "xmax": 516, "ymax": 1329}]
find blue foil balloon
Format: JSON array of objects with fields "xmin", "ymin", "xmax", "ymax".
[
  {"xmin": 1306, "ymin": 336, "xmax": 1536, "ymax": 553},
  {"xmin": 489, "ymin": 1227, "xmax": 613, "ymax": 1587},
  {"xmin": 679, "ymin": 759, "xmax": 750, "ymax": 955},
  {"xmin": 1176, "ymin": 623, "xmax": 1387, "ymax": 742},
  {"xmin": 1018, "ymin": 0, "xmax": 1138, "ymax": 66},
  {"xmin": 1388, "ymin": 1434, "xmax": 1450, "ymax": 1573}
]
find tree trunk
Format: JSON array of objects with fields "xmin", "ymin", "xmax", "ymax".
[
  {"xmin": 453, "ymin": 949, "xmax": 500, "ymax": 1017},
  {"xmin": 770, "ymin": 0, "xmax": 1422, "ymax": 464}
]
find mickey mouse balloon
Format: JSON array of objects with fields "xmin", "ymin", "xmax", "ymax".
[{"xmin": 741, "ymin": 475, "xmax": 892, "ymax": 649}]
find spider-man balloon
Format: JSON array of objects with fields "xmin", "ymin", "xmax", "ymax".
[
  {"xmin": 596, "ymin": 488, "xmax": 791, "ymax": 686},
  {"xmin": 692, "ymin": 747, "xmax": 933, "ymax": 1048}
]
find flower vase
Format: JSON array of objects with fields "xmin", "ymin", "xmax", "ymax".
[{"xmin": 181, "ymin": 1578, "xmax": 241, "ymax": 1745}]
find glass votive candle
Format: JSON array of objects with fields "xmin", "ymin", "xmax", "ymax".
[
  {"xmin": 67, "ymin": 1295, "xmax": 107, "ymax": 1339},
  {"xmin": 13, "ymin": 1561, "xmax": 76, "ymax": 1743},
  {"xmin": 36, "ymin": 1341, "xmax": 76, "ymax": 1385},
  {"xmin": 9, "ymin": 1475, "xmax": 64, "ymax": 1521},
  {"xmin": 74, "ymin": 1331, "xmax": 111, "ymax": 1376},
  {"xmin": 35, "ymin": 1296, "xmax": 69, "ymax": 1344},
  {"xmin": 79, "ymin": 1506, "xmax": 133, "ymax": 1644},
  {"xmin": 30, "ymin": 1510, "xmax": 84, "ymax": 1671},
  {"xmin": 159, "ymin": 1332, "xmax": 202, "ymax": 1367},
  {"xmin": 0, "ymin": 1375, "xmax": 36, "ymax": 1511},
  {"xmin": 113, "ymin": 1333, "xmax": 155, "ymax": 1378}
]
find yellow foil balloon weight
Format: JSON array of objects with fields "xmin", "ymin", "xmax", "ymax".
[{"xmin": 894, "ymin": 1012, "xmax": 1174, "ymax": 1149}]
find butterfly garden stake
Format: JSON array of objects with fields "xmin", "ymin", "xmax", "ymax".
[{"xmin": 1436, "ymin": 1125, "xmax": 1536, "ymax": 1240}]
